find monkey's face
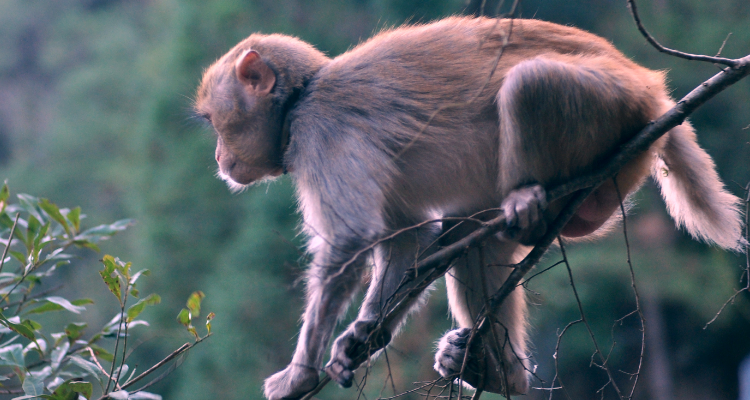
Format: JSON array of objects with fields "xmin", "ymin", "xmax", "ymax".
[{"xmin": 195, "ymin": 49, "xmax": 284, "ymax": 191}]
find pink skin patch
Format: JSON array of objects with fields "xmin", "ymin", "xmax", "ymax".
[{"xmin": 561, "ymin": 186, "xmax": 620, "ymax": 237}]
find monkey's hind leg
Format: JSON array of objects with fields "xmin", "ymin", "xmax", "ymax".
[{"xmin": 435, "ymin": 222, "xmax": 531, "ymax": 395}]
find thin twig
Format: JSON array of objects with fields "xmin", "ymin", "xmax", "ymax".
[
  {"xmin": 613, "ymin": 181, "xmax": 646, "ymax": 400},
  {"xmin": 545, "ymin": 319, "xmax": 582, "ymax": 400},
  {"xmin": 0, "ymin": 213, "xmax": 19, "ymax": 275},
  {"xmin": 558, "ymin": 238, "xmax": 625, "ymax": 399},
  {"xmin": 715, "ymin": 33, "xmax": 732, "ymax": 58},
  {"xmin": 626, "ymin": 0, "xmax": 738, "ymax": 68},
  {"xmin": 121, "ymin": 340, "xmax": 195, "ymax": 390},
  {"xmin": 2, "ymin": 284, "xmax": 64, "ymax": 309},
  {"xmin": 704, "ymin": 182, "xmax": 750, "ymax": 327},
  {"xmin": 86, "ymin": 347, "xmax": 122, "ymax": 391},
  {"xmin": 105, "ymin": 295, "xmax": 128, "ymax": 394}
]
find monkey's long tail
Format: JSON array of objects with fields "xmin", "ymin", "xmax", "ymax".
[{"xmin": 651, "ymin": 118, "xmax": 745, "ymax": 252}]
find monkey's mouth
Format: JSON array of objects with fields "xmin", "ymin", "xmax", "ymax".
[{"xmin": 217, "ymin": 167, "xmax": 284, "ymax": 193}]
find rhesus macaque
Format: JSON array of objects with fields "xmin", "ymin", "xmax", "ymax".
[{"xmin": 194, "ymin": 17, "xmax": 743, "ymax": 399}]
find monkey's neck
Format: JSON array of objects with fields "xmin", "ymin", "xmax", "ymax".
[{"xmin": 279, "ymin": 80, "xmax": 308, "ymax": 175}]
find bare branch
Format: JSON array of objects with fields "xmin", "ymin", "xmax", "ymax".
[
  {"xmin": 613, "ymin": 181, "xmax": 646, "ymax": 400},
  {"xmin": 0, "ymin": 213, "xmax": 19, "ymax": 275},
  {"xmin": 705, "ymin": 182, "xmax": 750, "ymax": 327},
  {"xmin": 626, "ymin": 0, "xmax": 739, "ymax": 68}
]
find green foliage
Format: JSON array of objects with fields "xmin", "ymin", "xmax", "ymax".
[
  {"xmin": 176, "ymin": 291, "xmax": 212, "ymax": 341},
  {"xmin": 0, "ymin": 184, "xmax": 211, "ymax": 399}
]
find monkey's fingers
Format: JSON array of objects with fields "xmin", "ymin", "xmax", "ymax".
[{"xmin": 500, "ymin": 184, "xmax": 547, "ymax": 241}]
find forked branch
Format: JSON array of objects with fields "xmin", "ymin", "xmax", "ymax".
[{"xmin": 626, "ymin": 0, "xmax": 739, "ymax": 68}]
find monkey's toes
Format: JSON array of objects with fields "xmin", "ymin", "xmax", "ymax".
[
  {"xmin": 433, "ymin": 328, "xmax": 472, "ymax": 378},
  {"xmin": 263, "ymin": 365, "xmax": 319, "ymax": 400},
  {"xmin": 325, "ymin": 319, "xmax": 391, "ymax": 388},
  {"xmin": 325, "ymin": 358, "xmax": 355, "ymax": 388}
]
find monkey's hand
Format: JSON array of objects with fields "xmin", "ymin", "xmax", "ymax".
[
  {"xmin": 325, "ymin": 319, "xmax": 391, "ymax": 388},
  {"xmin": 500, "ymin": 184, "xmax": 548, "ymax": 245},
  {"xmin": 263, "ymin": 364, "xmax": 319, "ymax": 400},
  {"xmin": 434, "ymin": 328, "xmax": 530, "ymax": 395}
]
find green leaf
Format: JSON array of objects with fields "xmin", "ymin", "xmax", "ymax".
[
  {"xmin": 38, "ymin": 199, "xmax": 70, "ymax": 236},
  {"xmin": 22, "ymin": 373, "xmax": 45, "ymax": 397},
  {"xmin": 128, "ymin": 269, "xmax": 150, "ymax": 285},
  {"xmin": 0, "ymin": 182, "xmax": 8, "ymax": 212},
  {"xmin": 23, "ymin": 339, "xmax": 46, "ymax": 356},
  {"xmin": 33, "ymin": 221, "xmax": 50, "ymax": 249},
  {"xmin": 47, "ymin": 380, "xmax": 93, "ymax": 400},
  {"xmin": 126, "ymin": 294, "xmax": 161, "ymax": 323},
  {"xmin": 0, "ymin": 182, "xmax": 8, "ymax": 201},
  {"xmin": 9, "ymin": 250, "xmax": 26, "ymax": 264},
  {"xmin": 64, "ymin": 207, "xmax": 81, "ymax": 233},
  {"xmin": 78, "ymin": 219, "xmax": 134, "ymax": 241},
  {"xmin": 3, "ymin": 319, "xmax": 38, "ymax": 342},
  {"xmin": 107, "ymin": 390, "xmax": 129, "ymax": 400},
  {"xmin": 64, "ymin": 323, "xmax": 87, "ymax": 342},
  {"xmin": 50, "ymin": 341, "xmax": 70, "ymax": 370},
  {"xmin": 0, "ymin": 343, "xmax": 25, "ymax": 368},
  {"xmin": 50, "ymin": 332, "xmax": 67, "ymax": 347},
  {"xmin": 26, "ymin": 297, "xmax": 92, "ymax": 315},
  {"xmin": 26, "ymin": 215, "xmax": 40, "ymax": 251},
  {"xmin": 128, "ymin": 392, "xmax": 162, "ymax": 400},
  {"xmin": 43, "ymin": 248, "xmax": 74, "ymax": 263},
  {"xmin": 22, "ymin": 319, "xmax": 42, "ymax": 331},
  {"xmin": 87, "ymin": 344, "xmax": 113, "ymax": 363},
  {"xmin": 73, "ymin": 240, "xmax": 100, "ymax": 252},
  {"xmin": 17, "ymin": 194, "xmax": 45, "ymax": 224},
  {"xmin": 44, "ymin": 297, "xmax": 88, "ymax": 314},
  {"xmin": 206, "ymin": 312, "xmax": 215, "ymax": 334},
  {"xmin": 186, "ymin": 291, "xmax": 205, "ymax": 318},
  {"xmin": 25, "ymin": 302, "xmax": 64, "ymax": 315},
  {"xmin": 67, "ymin": 356, "xmax": 105, "ymax": 386},
  {"xmin": 99, "ymin": 256, "xmax": 121, "ymax": 303},
  {"xmin": 176, "ymin": 309, "xmax": 191, "ymax": 327},
  {"xmin": 187, "ymin": 326, "xmax": 199, "ymax": 340}
]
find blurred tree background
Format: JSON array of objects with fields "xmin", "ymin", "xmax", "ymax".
[{"xmin": 0, "ymin": 0, "xmax": 748, "ymax": 399}]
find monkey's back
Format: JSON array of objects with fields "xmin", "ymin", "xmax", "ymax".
[{"xmin": 287, "ymin": 17, "xmax": 666, "ymax": 219}]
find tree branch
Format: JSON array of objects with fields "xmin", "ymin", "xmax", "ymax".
[{"xmin": 626, "ymin": 0, "xmax": 739, "ymax": 68}]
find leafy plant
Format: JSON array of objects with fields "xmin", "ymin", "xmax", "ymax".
[{"xmin": 0, "ymin": 182, "xmax": 213, "ymax": 399}]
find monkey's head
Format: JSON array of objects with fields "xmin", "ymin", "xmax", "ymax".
[
  {"xmin": 195, "ymin": 49, "xmax": 285, "ymax": 191},
  {"xmin": 195, "ymin": 34, "xmax": 329, "ymax": 192}
]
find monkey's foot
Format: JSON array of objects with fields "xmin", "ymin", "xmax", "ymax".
[
  {"xmin": 263, "ymin": 364, "xmax": 319, "ymax": 400},
  {"xmin": 434, "ymin": 328, "xmax": 530, "ymax": 395},
  {"xmin": 500, "ymin": 184, "xmax": 547, "ymax": 245},
  {"xmin": 325, "ymin": 319, "xmax": 391, "ymax": 388}
]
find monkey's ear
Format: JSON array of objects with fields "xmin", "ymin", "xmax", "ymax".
[{"xmin": 235, "ymin": 50, "xmax": 276, "ymax": 95}]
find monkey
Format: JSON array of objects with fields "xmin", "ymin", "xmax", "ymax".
[{"xmin": 194, "ymin": 17, "xmax": 744, "ymax": 399}]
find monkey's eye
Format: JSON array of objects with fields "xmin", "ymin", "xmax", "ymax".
[{"xmin": 201, "ymin": 113, "xmax": 212, "ymax": 124}]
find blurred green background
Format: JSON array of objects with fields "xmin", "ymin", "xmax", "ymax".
[{"xmin": 0, "ymin": 1, "xmax": 749, "ymax": 399}]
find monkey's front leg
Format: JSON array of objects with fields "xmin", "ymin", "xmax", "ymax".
[
  {"xmin": 263, "ymin": 240, "xmax": 366, "ymax": 400},
  {"xmin": 325, "ymin": 223, "xmax": 442, "ymax": 387}
]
